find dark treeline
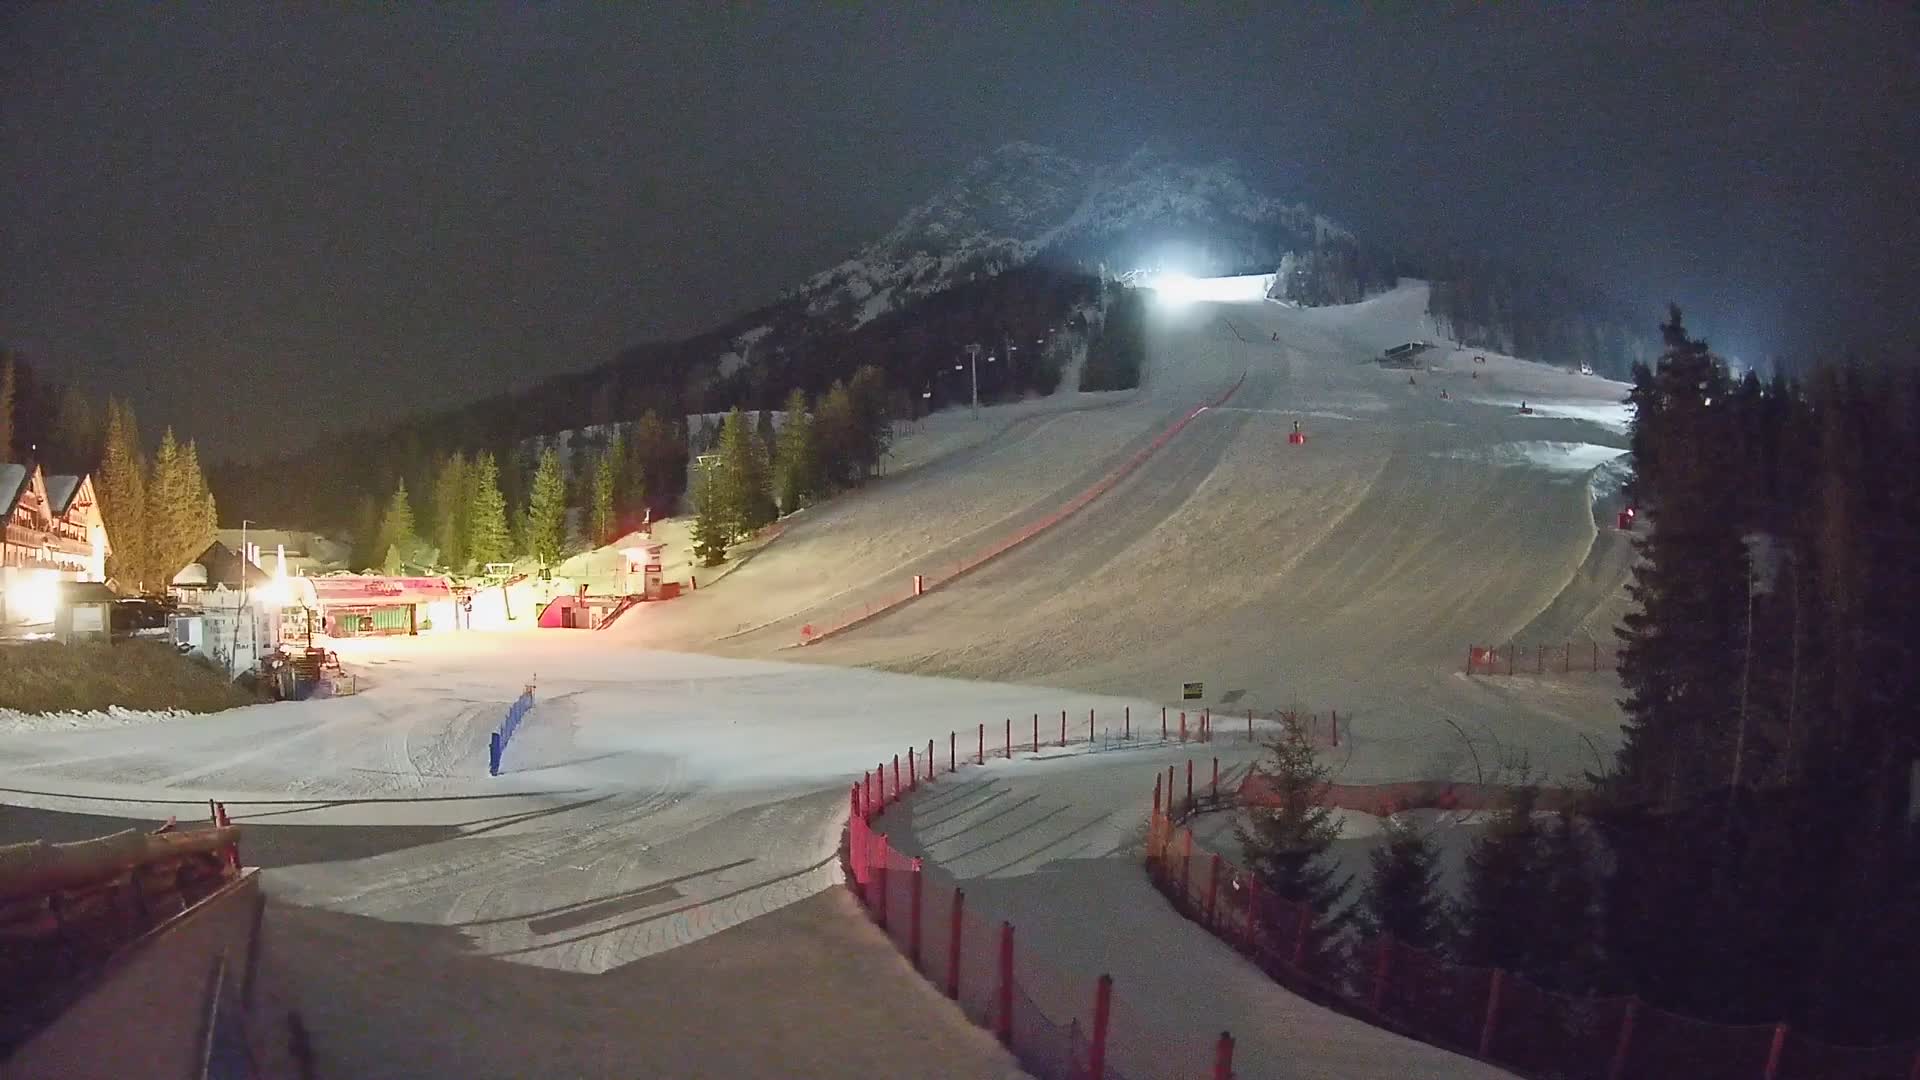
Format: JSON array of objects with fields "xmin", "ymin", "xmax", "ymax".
[
  {"xmin": 1425, "ymin": 254, "xmax": 1652, "ymax": 378},
  {"xmin": 213, "ymin": 264, "xmax": 1111, "ymax": 537},
  {"xmin": 1243, "ymin": 308, "xmax": 1919, "ymax": 1047}
]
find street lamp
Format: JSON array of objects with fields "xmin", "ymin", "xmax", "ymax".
[{"xmin": 965, "ymin": 343, "xmax": 982, "ymax": 416}]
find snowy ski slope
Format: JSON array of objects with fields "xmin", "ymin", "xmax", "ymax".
[{"xmin": 0, "ymin": 281, "xmax": 1634, "ymax": 1077}]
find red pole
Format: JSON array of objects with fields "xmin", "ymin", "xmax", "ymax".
[
  {"xmin": 996, "ymin": 922, "xmax": 1014, "ymax": 1045},
  {"xmin": 879, "ymin": 762, "xmax": 886, "ymax": 805},
  {"xmin": 1371, "ymin": 935, "xmax": 1393, "ymax": 1013},
  {"xmin": 1763, "ymin": 1023, "xmax": 1789, "ymax": 1080},
  {"xmin": 875, "ymin": 833, "xmax": 890, "ymax": 930},
  {"xmin": 978, "ymin": 722, "xmax": 984, "ymax": 765},
  {"xmin": 865, "ymin": 769, "xmax": 875, "ymax": 818},
  {"xmin": 1213, "ymin": 1031, "xmax": 1235, "ymax": 1080},
  {"xmin": 1180, "ymin": 828, "xmax": 1193, "ymax": 903},
  {"xmin": 910, "ymin": 857, "xmax": 924, "ymax": 969},
  {"xmin": 1479, "ymin": 968, "xmax": 1506, "ymax": 1058},
  {"xmin": 849, "ymin": 782, "xmax": 861, "ymax": 825},
  {"xmin": 1167, "ymin": 766, "xmax": 1176, "ymax": 814},
  {"xmin": 1088, "ymin": 975, "xmax": 1113, "ymax": 1080},
  {"xmin": 1205, "ymin": 853, "xmax": 1222, "ymax": 927},
  {"xmin": 947, "ymin": 888, "xmax": 964, "ymax": 999},
  {"xmin": 1607, "ymin": 999, "xmax": 1639, "ymax": 1080},
  {"xmin": 908, "ymin": 747, "xmax": 917, "ymax": 791},
  {"xmin": 893, "ymin": 755, "xmax": 901, "ymax": 802}
]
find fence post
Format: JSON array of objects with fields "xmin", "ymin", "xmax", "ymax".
[
  {"xmin": 1125, "ymin": 706, "xmax": 1131, "ymax": 739},
  {"xmin": 908, "ymin": 748, "xmax": 917, "ymax": 791},
  {"xmin": 1153, "ymin": 774, "xmax": 1162, "ymax": 817},
  {"xmin": 1371, "ymin": 935, "xmax": 1393, "ymax": 1014},
  {"xmin": 1212, "ymin": 757, "xmax": 1220, "ymax": 801},
  {"xmin": 1033, "ymin": 713, "xmax": 1039, "ymax": 752},
  {"xmin": 910, "ymin": 858, "xmax": 924, "ymax": 969},
  {"xmin": 1186, "ymin": 759, "xmax": 1194, "ymax": 806},
  {"xmin": 1331, "ymin": 709, "xmax": 1340, "ymax": 747},
  {"xmin": 875, "ymin": 833, "xmax": 890, "ymax": 930},
  {"xmin": 950, "ymin": 731, "xmax": 956, "ymax": 773},
  {"xmin": 978, "ymin": 723, "xmax": 984, "ymax": 765},
  {"xmin": 1089, "ymin": 707, "xmax": 1095, "ymax": 745},
  {"xmin": 1089, "ymin": 974, "xmax": 1113, "ymax": 1080},
  {"xmin": 893, "ymin": 755, "xmax": 901, "ymax": 802},
  {"xmin": 1162, "ymin": 706, "xmax": 1168, "ymax": 740},
  {"xmin": 928, "ymin": 739, "xmax": 935, "ymax": 781},
  {"xmin": 997, "ymin": 922, "xmax": 1015, "ymax": 1045},
  {"xmin": 1180, "ymin": 829, "xmax": 1194, "ymax": 904},
  {"xmin": 1607, "ymin": 998, "xmax": 1639, "ymax": 1080},
  {"xmin": 1213, "ymin": 1031, "xmax": 1235, "ymax": 1080},
  {"xmin": 1508, "ymin": 645, "xmax": 1514, "ymax": 676},
  {"xmin": 1206, "ymin": 853, "xmax": 1222, "ymax": 928},
  {"xmin": 1006, "ymin": 717, "xmax": 1011, "ymax": 759},
  {"xmin": 1060, "ymin": 709, "xmax": 1067, "ymax": 747},
  {"xmin": 1479, "ymin": 968, "xmax": 1506, "ymax": 1058},
  {"xmin": 879, "ymin": 762, "xmax": 887, "ymax": 805},
  {"xmin": 1244, "ymin": 876, "xmax": 1262, "ymax": 950},
  {"xmin": 1467, "ymin": 645, "xmax": 1474, "ymax": 673},
  {"xmin": 1248, "ymin": 709, "xmax": 1254, "ymax": 741},
  {"xmin": 488, "ymin": 732, "xmax": 501, "ymax": 776},
  {"xmin": 947, "ymin": 888, "xmax": 965, "ymax": 999},
  {"xmin": 1763, "ymin": 1023, "xmax": 1789, "ymax": 1080}
]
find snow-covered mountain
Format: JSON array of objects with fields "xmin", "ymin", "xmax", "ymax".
[{"xmin": 797, "ymin": 143, "xmax": 1352, "ymax": 328}]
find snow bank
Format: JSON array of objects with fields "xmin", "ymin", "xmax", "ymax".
[
  {"xmin": 0, "ymin": 706, "xmax": 200, "ymax": 735},
  {"xmin": 1438, "ymin": 441, "xmax": 1629, "ymax": 475}
]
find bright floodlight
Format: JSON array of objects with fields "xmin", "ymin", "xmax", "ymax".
[{"xmin": 1143, "ymin": 271, "xmax": 1273, "ymax": 306}]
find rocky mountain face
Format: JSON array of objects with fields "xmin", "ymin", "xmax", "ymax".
[{"xmin": 796, "ymin": 143, "xmax": 1355, "ymax": 329}]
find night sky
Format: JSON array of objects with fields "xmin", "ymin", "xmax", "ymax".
[{"xmin": 5, "ymin": 6, "xmax": 1916, "ymax": 460}]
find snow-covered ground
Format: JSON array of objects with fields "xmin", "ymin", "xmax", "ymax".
[{"xmin": 0, "ymin": 279, "xmax": 1635, "ymax": 1076}]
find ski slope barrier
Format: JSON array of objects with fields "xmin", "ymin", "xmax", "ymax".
[{"xmin": 799, "ymin": 372, "xmax": 1248, "ymax": 647}]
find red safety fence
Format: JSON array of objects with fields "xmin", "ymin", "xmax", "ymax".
[
  {"xmin": 1147, "ymin": 776, "xmax": 1920, "ymax": 1080},
  {"xmin": 800, "ymin": 373, "xmax": 1248, "ymax": 646},
  {"xmin": 844, "ymin": 725, "xmax": 1244, "ymax": 1079},
  {"xmin": 1466, "ymin": 641, "xmax": 1622, "ymax": 676}
]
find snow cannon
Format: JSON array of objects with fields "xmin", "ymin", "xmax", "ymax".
[
  {"xmin": 1617, "ymin": 506, "xmax": 1637, "ymax": 532},
  {"xmin": 1288, "ymin": 420, "xmax": 1306, "ymax": 446}
]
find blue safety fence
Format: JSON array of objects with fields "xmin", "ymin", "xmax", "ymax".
[{"xmin": 487, "ymin": 686, "xmax": 536, "ymax": 776}]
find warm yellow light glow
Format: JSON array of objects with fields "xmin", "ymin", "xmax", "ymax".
[{"xmin": 13, "ymin": 569, "xmax": 61, "ymax": 624}]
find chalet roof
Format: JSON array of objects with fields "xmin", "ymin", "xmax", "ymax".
[
  {"xmin": 58, "ymin": 580, "xmax": 120, "ymax": 605},
  {"xmin": 0, "ymin": 464, "xmax": 24, "ymax": 516},
  {"xmin": 178, "ymin": 541, "xmax": 273, "ymax": 588},
  {"xmin": 43, "ymin": 475, "xmax": 83, "ymax": 515}
]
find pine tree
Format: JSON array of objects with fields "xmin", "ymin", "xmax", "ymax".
[
  {"xmin": 1455, "ymin": 786, "xmax": 1545, "ymax": 971},
  {"xmin": 690, "ymin": 463, "xmax": 729, "ymax": 566},
  {"xmin": 1356, "ymin": 815, "xmax": 1449, "ymax": 950},
  {"xmin": 717, "ymin": 407, "xmax": 774, "ymax": 539},
  {"xmin": 96, "ymin": 399, "xmax": 148, "ymax": 591},
  {"xmin": 1532, "ymin": 815, "xmax": 1608, "ymax": 992},
  {"xmin": 814, "ymin": 380, "xmax": 858, "ymax": 489},
  {"xmin": 0, "ymin": 356, "xmax": 15, "ymax": 461},
  {"xmin": 773, "ymin": 387, "xmax": 818, "ymax": 513},
  {"xmin": 375, "ymin": 478, "xmax": 417, "ymax": 574},
  {"xmin": 466, "ymin": 452, "xmax": 511, "ymax": 568},
  {"xmin": 525, "ymin": 447, "xmax": 567, "ymax": 565},
  {"xmin": 54, "ymin": 385, "xmax": 99, "ymax": 462},
  {"xmin": 1233, "ymin": 727, "xmax": 1351, "ymax": 941},
  {"xmin": 430, "ymin": 452, "xmax": 469, "ymax": 571},
  {"xmin": 590, "ymin": 447, "xmax": 617, "ymax": 545},
  {"xmin": 146, "ymin": 429, "xmax": 188, "ymax": 588}
]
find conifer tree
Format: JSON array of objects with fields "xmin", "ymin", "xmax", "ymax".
[
  {"xmin": 773, "ymin": 387, "xmax": 818, "ymax": 513},
  {"xmin": 590, "ymin": 447, "xmax": 617, "ymax": 545},
  {"xmin": 1356, "ymin": 815, "xmax": 1449, "ymax": 950},
  {"xmin": 430, "ymin": 452, "xmax": 469, "ymax": 571},
  {"xmin": 814, "ymin": 380, "xmax": 858, "ymax": 488},
  {"xmin": 525, "ymin": 447, "xmax": 567, "ymax": 565},
  {"xmin": 717, "ymin": 407, "xmax": 774, "ymax": 538},
  {"xmin": 96, "ymin": 399, "xmax": 148, "ymax": 591},
  {"xmin": 146, "ymin": 430, "xmax": 191, "ymax": 588},
  {"xmin": 690, "ymin": 462, "xmax": 729, "ymax": 566},
  {"xmin": 374, "ymin": 478, "xmax": 417, "ymax": 573},
  {"xmin": 1233, "ymin": 727, "xmax": 1351, "ymax": 941},
  {"xmin": 1455, "ymin": 786, "xmax": 1544, "ymax": 971},
  {"xmin": 466, "ymin": 452, "xmax": 511, "ymax": 569},
  {"xmin": 55, "ymin": 385, "xmax": 99, "ymax": 462}
]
